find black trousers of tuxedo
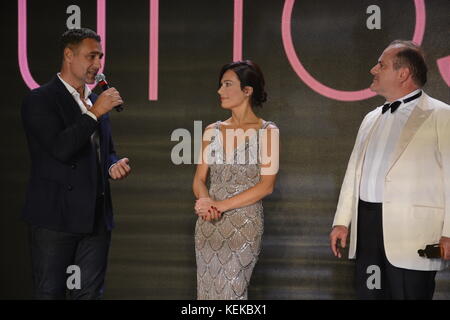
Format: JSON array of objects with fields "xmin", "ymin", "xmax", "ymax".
[
  {"xmin": 355, "ymin": 199, "xmax": 436, "ymax": 300},
  {"xmin": 29, "ymin": 196, "xmax": 111, "ymax": 300}
]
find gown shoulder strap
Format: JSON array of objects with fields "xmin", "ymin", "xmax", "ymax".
[{"xmin": 261, "ymin": 120, "xmax": 277, "ymax": 129}]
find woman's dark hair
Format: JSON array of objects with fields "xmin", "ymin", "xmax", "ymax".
[{"xmin": 218, "ymin": 60, "xmax": 267, "ymax": 108}]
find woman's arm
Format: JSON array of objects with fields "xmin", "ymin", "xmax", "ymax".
[
  {"xmin": 192, "ymin": 123, "xmax": 217, "ymax": 199},
  {"xmin": 214, "ymin": 174, "xmax": 276, "ymax": 212},
  {"xmin": 193, "ymin": 124, "xmax": 220, "ymax": 219},
  {"xmin": 192, "ymin": 161, "xmax": 210, "ymax": 199}
]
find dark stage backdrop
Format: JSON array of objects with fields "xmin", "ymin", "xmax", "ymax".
[{"xmin": 1, "ymin": 0, "xmax": 449, "ymax": 299}]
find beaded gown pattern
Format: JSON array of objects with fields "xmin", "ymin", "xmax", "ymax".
[{"xmin": 195, "ymin": 120, "xmax": 275, "ymax": 300}]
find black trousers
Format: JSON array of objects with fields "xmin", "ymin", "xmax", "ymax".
[
  {"xmin": 29, "ymin": 197, "xmax": 111, "ymax": 300},
  {"xmin": 355, "ymin": 199, "xmax": 436, "ymax": 299}
]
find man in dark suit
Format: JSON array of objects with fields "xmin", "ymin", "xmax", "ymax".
[{"xmin": 21, "ymin": 28, "xmax": 131, "ymax": 299}]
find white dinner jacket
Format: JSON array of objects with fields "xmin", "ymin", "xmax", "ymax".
[{"xmin": 333, "ymin": 92, "xmax": 450, "ymax": 271}]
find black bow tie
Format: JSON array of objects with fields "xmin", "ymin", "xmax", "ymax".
[
  {"xmin": 382, "ymin": 101, "xmax": 401, "ymax": 114},
  {"xmin": 381, "ymin": 91, "xmax": 422, "ymax": 114}
]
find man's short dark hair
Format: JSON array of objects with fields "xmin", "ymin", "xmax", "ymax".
[
  {"xmin": 61, "ymin": 28, "xmax": 101, "ymax": 53},
  {"xmin": 389, "ymin": 40, "xmax": 427, "ymax": 87}
]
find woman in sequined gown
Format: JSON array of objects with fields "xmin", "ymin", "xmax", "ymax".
[{"xmin": 192, "ymin": 61, "xmax": 279, "ymax": 300}]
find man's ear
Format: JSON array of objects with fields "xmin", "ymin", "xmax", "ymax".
[
  {"xmin": 64, "ymin": 47, "xmax": 74, "ymax": 63},
  {"xmin": 398, "ymin": 67, "xmax": 412, "ymax": 84},
  {"xmin": 243, "ymin": 86, "xmax": 254, "ymax": 96}
]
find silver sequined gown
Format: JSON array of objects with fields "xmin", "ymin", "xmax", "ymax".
[{"xmin": 195, "ymin": 120, "xmax": 275, "ymax": 300}]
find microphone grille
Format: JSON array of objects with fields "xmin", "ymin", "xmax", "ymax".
[{"xmin": 95, "ymin": 73, "xmax": 106, "ymax": 82}]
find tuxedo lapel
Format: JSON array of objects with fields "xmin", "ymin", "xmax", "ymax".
[{"xmin": 387, "ymin": 94, "xmax": 433, "ymax": 174}]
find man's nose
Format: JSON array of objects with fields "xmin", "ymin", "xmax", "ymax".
[
  {"xmin": 94, "ymin": 57, "xmax": 102, "ymax": 69},
  {"xmin": 370, "ymin": 65, "xmax": 378, "ymax": 75}
]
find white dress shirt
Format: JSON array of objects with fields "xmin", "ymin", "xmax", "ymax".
[
  {"xmin": 360, "ymin": 89, "xmax": 422, "ymax": 202},
  {"xmin": 57, "ymin": 73, "xmax": 97, "ymax": 121}
]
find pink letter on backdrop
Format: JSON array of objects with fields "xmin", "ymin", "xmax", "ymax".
[
  {"xmin": 281, "ymin": 0, "xmax": 426, "ymax": 101},
  {"xmin": 18, "ymin": 0, "xmax": 106, "ymax": 90},
  {"xmin": 437, "ymin": 56, "xmax": 450, "ymax": 87},
  {"xmin": 149, "ymin": 0, "xmax": 159, "ymax": 101},
  {"xmin": 233, "ymin": 0, "xmax": 243, "ymax": 62}
]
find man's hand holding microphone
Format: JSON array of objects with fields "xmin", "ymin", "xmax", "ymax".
[{"xmin": 90, "ymin": 87, "xmax": 123, "ymax": 118}]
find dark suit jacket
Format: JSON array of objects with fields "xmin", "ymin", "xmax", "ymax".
[{"xmin": 21, "ymin": 76, "xmax": 118, "ymax": 233}]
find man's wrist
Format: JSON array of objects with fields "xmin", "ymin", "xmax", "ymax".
[
  {"xmin": 108, "ymin": 163, "xmax": 117, "ymax": 177},
  {"xmin": 333, "ymin": 225, "xmax": 348, "ymax": 230},
  {"xmin": 90, "ymin": 107, "xmax": 101, "ymax": 119},
  {"xmin": 85, "ymin": 110, "xmax": 98, "ymax": 121}
]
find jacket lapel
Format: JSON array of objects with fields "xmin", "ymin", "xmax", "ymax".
[
  {"xmin": 52, "ymin": 77, "xmax": 84, "ymax": 126},
  {"xmin": 387, "ymin": 93, "xmax": 433, "ymax": 174}
]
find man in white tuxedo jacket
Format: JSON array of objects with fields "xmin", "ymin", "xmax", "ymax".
[{"xmin": 330, "ymin": 40, "xmax": 450, "ymax": 299}]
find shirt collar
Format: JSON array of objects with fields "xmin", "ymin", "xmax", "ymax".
[
  {"xmin": 57, "ymin": 73, "xmax": 92, "ymax": 100},
  {"xmin": 385, "ymin": 89, "xmax": 422, "ymax": 104}
]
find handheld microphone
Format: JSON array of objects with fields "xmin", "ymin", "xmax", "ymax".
[
  {"xmin": 95, "ymin": 73, "xmax": 123, "ymax": 112},
  {"xmin": 418, "ymin": 243, "xmax": 441, "ymax": 259}
]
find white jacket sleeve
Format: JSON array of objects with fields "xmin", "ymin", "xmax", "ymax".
[{"xmin": 332, "ymin": 112, "xmax": 375, "ymax": 228}]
